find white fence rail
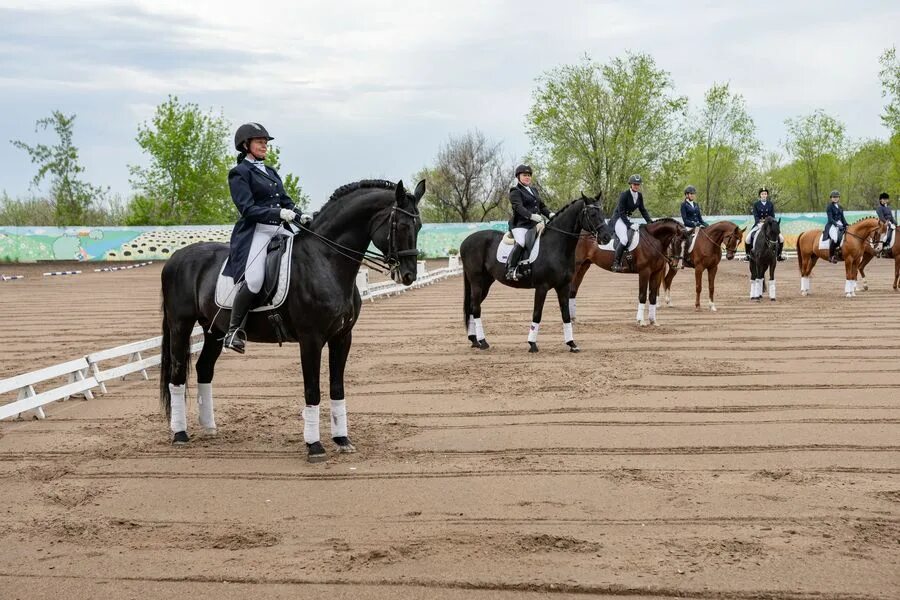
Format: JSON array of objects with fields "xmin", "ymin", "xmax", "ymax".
[{"xmin": 1, "ymin": 258, "xmax": 463, "ymax": 421}]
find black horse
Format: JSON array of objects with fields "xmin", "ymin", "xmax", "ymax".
[
  {"xmin": 460, "ymin": 193, "xmax": 608, "ymax": 353},
  {"xmin": 749, "ymin": 216, "xmax": 780, "ymax": 301},
  {"xmin": 159, "ymin": 179, "xmax": 425, "ymax": 462}
]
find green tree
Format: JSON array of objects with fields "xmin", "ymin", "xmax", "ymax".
[
  {"xmin": 11, "ymin": 111, "xmax": 107, "ymax": 225},
  {"xmin": 414, "ymin": 130, "xmax": 511, "ymax": 222},
  {"xmin": 527, "ymin": 52, "xmax": 688, "ymax": 212},
  {"xmin": 264, "ymin": 145, "xmax": 311, "ymax": 211},
  {"xmin": 127, "ymin": 96, "xmax": 233, "ymax": 225},
  {"xmin": 877, "ymin": 46, "xmax": 900, "ymax": 197},
  {"xmin": 684, "ymin": 83, "xmax": 760, "ymax": 215},
  {"xmin": 783, "ymin": 109, "xmax": 846, "ymax": 210}
]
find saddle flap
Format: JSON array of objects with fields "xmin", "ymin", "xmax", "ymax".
[{"xmin": 215, "ymin": 235, "xmax": 295, "ymax": 312}]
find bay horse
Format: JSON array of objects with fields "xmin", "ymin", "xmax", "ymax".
[
  {"xmin": 160, "ymin": 179, "xmax": 425, "ymax": 462},
  {"xmin": 460, "ymin": 193, "xmax": 608, "ymax": 353},
  {"xmin": 662, "ymin": 220, "xmax": 744, "ymax": 312},
  {"xmin": 796, "ymin": 217, "xmax": 885, "ymax": 298},
  {"xmin": 748, "ymin": 216, "xmax": 780, "ymax": 301},
  {"xmin": 570, "ymin": 219, "xmax": 686, "ymax": 326}
]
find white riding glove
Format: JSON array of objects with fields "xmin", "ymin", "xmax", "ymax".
[
  {"xmin": 530, "ymin": 213, "xmax": 543, "ymax": 223},
  {"xmin": 535, "ymin": 222, "xmax": 545, "ymax": 235},
  {"xmin": 298, "ymin": 213, "xmax": 313, "ymax": 225},
  {"xmin": 280, "ymin": 208, "xmax": 296, "ymax": 223}
]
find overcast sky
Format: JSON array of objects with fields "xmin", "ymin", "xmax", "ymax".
[{"xmin": 1, "ymin": 0, "xmax": 897, "ymax": 210}]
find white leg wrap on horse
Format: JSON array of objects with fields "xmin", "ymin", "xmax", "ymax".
[
  {"xmin": 844, "ymin": 280, "xmax": 852, "ymax": 294},
  {"xmin": 769, "ymin": 280, "xmax": 776, "ymax": 299},
  {"xmin": 303, "ymin": 405, "xmax": 320, "ymax": 444},
  {"xmin": 474, "ymin": 318, "xmax": 485, "ymax": 340},
  {"xmin": 467, "ymin": 316, "xmax": 475, "ymax": 337},
  {"xmin": 330, "ymin": 399, "xmax": 348, "ymax": 438},
  {"xmin": 648, "ymin": 303, "xmax": 657, "ymax": 322},
  {"xmin": 169, "ymin": 383, "xmax": 187, "ymax": 434},
  {"xmin": 636, "ymin": 303, "xmax": 645, "ymax": 322},
  {"xmin": 800, "ymin": 276, "xmax": 809, "ymax": 292},
  {"xmin": 749, "ymin": 281, "xmax": 755, "ymax": 298},
  {"xmin": 528, "ymin": 322, "xmax": 540, "ymax": 343},
  {"xmin": 569, "ymin": 298, "xmax": 576, "ymax": 320},
  {"xmin": 563, "ymin": 322, "xmax": 574, "ymax": 343},
  {"xmin": 197, "ymin": 383, "xmax": 215, "ymax": 431}
]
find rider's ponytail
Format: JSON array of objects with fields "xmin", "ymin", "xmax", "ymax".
[{"xmin": 236, "ymin": 151, "xmax": 247, "ymax": 165}]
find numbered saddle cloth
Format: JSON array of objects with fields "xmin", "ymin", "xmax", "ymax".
[{"xmin": 215, "ymin": 235, "xmax": 294, "ymax": 311}]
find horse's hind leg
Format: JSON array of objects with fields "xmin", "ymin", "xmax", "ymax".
[
  {"xmin": 636, "ymin": 272, "xmax": 649, "ymax": 326},
  {"xmin": 859, "ymin": 253, "xmax": 873, "ymax": 290},
  {"xmin": 469, "ymin": 276, "xmax": 493, "ymax": 350},
  {"xmin": 894, "ymin": 255, "xmax": 900, "ymax": 290},
  {"xmin": 694, "ymin": 266, "xmax": 703, "ymax": 311},
  {"xmin": 768, "ymin": 261, "xmax": 777, "ymax": 301},
  {"xmin": 662, "ymin": 264, "xmax": 676, "ymax": 307},
  {"xmin": 328, "ymin": 331, "xmax": 355, "ymax": 453},
  {"xmin": 194, "ymin": 331, "xmax": 223, "ymax": 436},
  {"xmin": 648, "ymin": 268, "xmax": 663, "ymax": 326},
  {"xmin": 299, "ymin": 334, "xmax": 327, "ymax": 463}
]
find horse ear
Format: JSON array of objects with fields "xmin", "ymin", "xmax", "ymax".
[
  {"xmin": 413, "ymin": 179, "xmax": 426, "ymax": 204},
  {"xmin": 595, "ymin": 191, "xmax": 603, "ymax": 202},
  {"xmin": 777, "ymin": 218, "xmax": 781, "ymax": 224},
  {"xmin": 395, "ymin": 180, "xmax": 406, "ymax": 203},
  {"xmin": 580, "ymin": 190, "xmax": 588, "ymax": 200}
]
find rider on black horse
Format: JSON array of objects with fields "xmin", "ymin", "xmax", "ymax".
[
  {"xmin": 222, "ymin": 123, "xmax": 313, "ymax": 354},
  {"xmin": 680, "ymin": 184, "xmax": 708, "ymax": 268},
  {"xmin": 825, "ymin": 190, "xmax": 849, "ymax": 264},
  {"xmin": 506, "ymin": 164, "xmax": 553, "ymax": 281},
  {"xmin": 744, "ymin": 188, "xmax": 786, "ymax": 262},
  {"xmin": 876, "ymin": 192, "xmax": 896, "ymax": 256},
  {"xmin": 611, "ymin": 174, "xmax": 653, "ymax": 272}
]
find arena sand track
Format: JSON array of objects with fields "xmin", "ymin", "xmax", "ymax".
[{"xmin": 0, "ymin": 258, "xmax": 898, "ymax": 600}]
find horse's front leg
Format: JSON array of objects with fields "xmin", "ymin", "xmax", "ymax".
[
  {"xmin": 637, "ymin": 272, "xmax": 649, "ymax": 326},
  {"xmin": 568, "ymin": 260, "xmax": 591, "ymax": 321},
  {"xmin": 194, "ymin": 330, "xmax": 224, "ymax": 437},
  {"xmin": 555, "ymin": 284, "xmax": 579, "ymax": 353},
  {"xmin": 768, "ymin": 261, "xmax": 777, "ymax": 301},
  {"xmin": 663, "ymin": 264, "xmax": 677, "ymax": 307},
  {"xmin": 299, "ymin": 335, "xmax": 327, "ymax": 463},
  {"xmin": 707, "ymin": 264, "xmax": 718, "ymax": 312},
  {"xmin": 528, "ymin": 286, "xmax": 549, "ymax": 353},
  {"xmin": 328, "ymin": 330, "xmax": 356, "ymax": 453},
  {"xmin": 694, "ymin": 266, "xmax": 703, "ymax": 311},
  {"xmin": 648, "ymin": 268, "xmax": 663, "ymax": 326},
  {"xmin": 843, "ymin": 256, "xmax": 856, "ymax": 298},
  {"xmin": 859, "ymin": 252, "xmax": 873, "ymax": 290}
]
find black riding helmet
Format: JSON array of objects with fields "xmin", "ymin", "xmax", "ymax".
[
  {"xmin": 879, "ymin": 192, "xmax": 890, "ymax": 202},
  {"xmin": 758, "ymin": 187, "xmax": 769, "ymax": 195},
  {"xmin": 684, "ymin": 185, "xmax": 697, "ymax": 195},
  {"xmin": 830, "ymin": 190, "xmax": 841, "ymax": 199},
  {"xmin": 628, "ymin": 174, "xmax": 642, "ymax": 185},
  {"xmin": 514, "ymin": 164, "xmax": 533, "ymax": 178},
  {"xmin": 234, "ymin": 122, "xmax": 274, "ymax": 152}
]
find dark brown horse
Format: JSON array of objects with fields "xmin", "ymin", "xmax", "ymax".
[
  {"xmin": 662, "ymin": 221, "xmax": 744, "ymax": 312},
  {"xmin": 856, "ymin": 226, "xmax": 899, "ymax": 291},
  {"xmin": 570, "ymin": 219, "xmax": 685, "ymax": 326}
]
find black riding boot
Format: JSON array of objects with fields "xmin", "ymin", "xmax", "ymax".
[
  {"xmin": 776, "ymin": 240, "xmax": 786, "ymax": 261},
  {"xmin": 223, "ymin": 283, "xmax": 258, "ymax": 354},
  {"xmin": 682, "ymin": 239, "xmax": 693, "ymax": 268},
  {"xmin": 612, "ymin": 243, "xmax": 627, "ymax": 272},
  {"xmin": 828, "ymin": 243, "xmax": 838, "ymax": 264},
  {"xmin": 506, "ymin": 245, "xmax": 524, "ymax": 281}
]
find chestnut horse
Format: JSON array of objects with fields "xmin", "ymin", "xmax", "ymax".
[
  {"xmin": 796, "ymin": 217, "xmax": 885, "ymax": 298},
  {"xmin": 857, "ymin": 225, "xmax": 900, "ymax": 291},
  {"xmin": 662, "ymin": 220, "xmax": 744, "ymax": 312},
  {"xmin": 570, "ymin": 219, "xmax": 685, "ymax": 326}
]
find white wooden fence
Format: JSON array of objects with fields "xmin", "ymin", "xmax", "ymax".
[{"xmin": 1, "ymin": 258, "xmax": 463, "ymax": 421}]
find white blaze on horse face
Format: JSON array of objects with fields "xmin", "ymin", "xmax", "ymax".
[
  {"xmin": 528, "ymin": 322, "xmax": 540, "ymax": 343},
  {"xmin": 197, "ymin": 383, "xmax": 216, "ymax": 433},
  {"xmin": 563, "ymin": 322, "xmax": 574, "ymax": 343},
  {"xmin": 303, "ymin": 405, "xmax": 320, "ymax": 444},
  {"xmin": 169, "ymin": 383, "xmax": 187, "ymax": 434},
  {"xmin": 474, "ymin": 318, "xmax": 485, "ymax": 341},
  {"xmin": 330, "ymin": 399, "xmax": 348, "ymax": 438}
]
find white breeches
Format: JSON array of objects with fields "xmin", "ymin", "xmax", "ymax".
[
  {"xmin": 511, "ymin": 227, "xmax": 528, "ymax": 247},
  {"xmin": 745, "ymin": 224, "xmax": 784, "ymax": 248},
  {"xmin": 614, "ymin": 218, "xmax": 629, "ymax": 245},
  {"xmin": 828, "ymin": 225, "xmax": 841, "ymax": 243},
  {"xmin": 245, "ymin": 223, "xmax": 291, "ymax": 293}
]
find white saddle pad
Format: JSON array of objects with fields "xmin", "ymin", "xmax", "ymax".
[
  {"xmin": 687, "ymin": 229, "xmax": 699, "ymax": 254},
  {"xmin": 817, "ymin": 231, "xmax": 844, "ymax": 251},
  {"xmin": 215, "ymin": 236, "xmax": 293, "ymax": 311},
  {"xmin": 496, "ymin": 236, "xmax": 541, "ymax": 264},
  {"xmin": 880, "ymin": 223, "xmax": 896, "ymax": 242},
  {"xmin": 598, "ymin": 224, "xmax": 640, "ymax": 252}
]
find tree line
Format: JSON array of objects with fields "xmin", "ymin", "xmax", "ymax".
[
  {"xmin": 419, "ymin": 47, "xmax": 900, "ymax": 221},
  {"xmin": 4, "ymin": 47, "xmax": 899, "ymax": 226},
  {"xmin": 2, "ymin": 96, "xmax": 310, "ymax": 226}
]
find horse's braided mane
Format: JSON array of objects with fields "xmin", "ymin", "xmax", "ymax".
[
  {"xmin": 648, "ymin": 217, "xmax": 680, "ymax": 226},
  {"xmin": 327, "ymin": 179, "xmax": 397, "ymax": 204},
  {"xmin": 547, "ymin": 195, "xmax": 587, "ymax": 223},
  {"xmin": 851, "ymin": 216, "xmax": 879, "ymax": 225}
]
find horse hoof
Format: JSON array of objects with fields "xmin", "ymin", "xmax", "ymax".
[
  {"xmin": 567, "ymin": 341, "xmax": 579, "ymax": 353},
  {"xmin": 201, "ymin": 427, "xmax": 218, "ymax": 437},
  {"xmin": 468, "ymin": 334, "xmax": 478, "ymax": 348},
  {"xmin": 172, "ymin": 431, "xmax": 190, "ymax": 446},
  {"xmin": 800, "ymin": 290, "xmax": 808, "ymax": 297},
  {"xmin": 845, "ymin": 293, "xmax": 853, "ymax": 298},
  {"xmin": 770, "ymin": 298, "xmax": 776, "ymax": 302},
  {"xmin": 307, "ymin": 441, "xmax": 327, "ymax": 463},
  {"xmin": 709, "ymin": 304, "xmax": 717, "ymax": 312},
  {"xmin": 638, "ymin": 320, "xmax": 647, "ymax": 327},
  {"xmin": 333, "ymin": 437, "xmax": 357, "ymax": 453},
  {"xmin": 528, "ymin": 342, "xmax": 539, "ymax": 353},
  {"xmin": 650, "ymin": 320, "xmax": 660, "ymax": 327},
  {"xmin": 478, "ymin": 339, "xmax": 490, "ymax": 350}
]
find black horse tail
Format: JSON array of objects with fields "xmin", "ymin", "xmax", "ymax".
[
  {"xmin": 796, "ymin": 232, "xmax": 805, "ymax": 274},
  {"xmin": 463, "ymin": 272, "xmax": 472, "ymax": 329},
  {"xmin": 159, "ymin": 298, "xmax": 172, "ymax": 418}
]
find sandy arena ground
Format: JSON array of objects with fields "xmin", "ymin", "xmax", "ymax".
[{"xmin": 0, "ymin": 257, "xmax": 898, "ymax": 599}]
